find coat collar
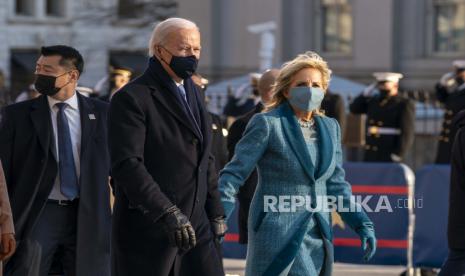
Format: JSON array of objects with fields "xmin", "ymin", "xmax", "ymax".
[
  {"xmin": 143, "ymin": 57, "xmax": 209, "ymax": 152},
  {"xmin": 279, "ymin": 102, "xmax": 334, "ymax": 181},
  {"xmin": 144, "ymin": 64, "xmax": 203, "ymax": 140}
]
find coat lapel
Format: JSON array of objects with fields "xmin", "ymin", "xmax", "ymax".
[
  {"xmin": 30, "ymin": 96, "xmax": 52, "ymax": 156},
  {"xmin": 314, "ymin": 116, "xmax": 334, "ymax": 180},
  {"xmin": 143, "ymin": 57, "xmax": 203, "ymax": 141},
  {"xmin": 279, "ymin": 103, "xmax": 315, "ymax": 182},
  {"xmin": 191, "ymin": 80, "xmax": 211, "ymax": 160},
  {"xmin": 78, "ymin": 93, "xmax": 97, "ymax": 157},
  {"xmin": 149, "ymin": 84, "xmax": 203, "ymax": 140}
]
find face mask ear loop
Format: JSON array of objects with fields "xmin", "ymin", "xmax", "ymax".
[
  {"xmin": 57, "ymin": 71, "xmax": 73, "ymax": 90},
  {"xmin": 158, "ymin": 46, "xmax": 171, "ymax": 66}
]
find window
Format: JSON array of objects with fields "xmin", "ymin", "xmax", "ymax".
[
  {"xmin": 321, "ymin": 0, "xmax": 353, "ymax": 54},
  {"xmin": 46, "ymin": 0, "xmax": 66, "ymax": 17},
  {"xmin": 117, "ymin": 0, "xmax": 177, "ymax": 21},
  {"xmin": 15, "ymin": 0, "xmax": 34, "ymax": 16},
  {"xmin": 433, "ymin": 0, "xmax": 465, "ymax": 53},
  {"xmin": 12, "ymin": 0, "xmax": 67, "ymax": 19}
]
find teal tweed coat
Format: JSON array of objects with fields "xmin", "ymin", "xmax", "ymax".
[{"xmin": 220, "ymin": 102, "xmax": 373, "ymax": 276}]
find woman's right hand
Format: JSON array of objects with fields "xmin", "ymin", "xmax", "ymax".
[{"xmin": 357, "ymin": 226, "xmax": 377, "ymax": 261}]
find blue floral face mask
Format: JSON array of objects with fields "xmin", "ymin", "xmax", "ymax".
[{"xmin": 288, "ymin": 87, "xmax": 325, "ymax": 112}]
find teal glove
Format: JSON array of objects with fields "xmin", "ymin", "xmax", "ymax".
[{"xmin": 356, "ymin": 223, "xmax": 377, "ymax": 261}]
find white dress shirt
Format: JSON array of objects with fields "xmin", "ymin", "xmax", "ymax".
[{"xmin": 47, "ymin": 92, "xmax": 82, "ymax": 200}]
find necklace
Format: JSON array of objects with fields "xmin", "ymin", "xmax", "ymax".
[{"xmin": 298, "ymin": 118, "xmax": 315, "ymax": 128}]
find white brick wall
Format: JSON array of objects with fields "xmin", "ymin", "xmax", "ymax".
[{"xmin": 1, "ymin": 0, "xmax": 155, "ymax": 89}]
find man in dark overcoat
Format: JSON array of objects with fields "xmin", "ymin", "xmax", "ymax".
[{"xmin": 109, "ymin": 17, "xmax": 226, "ymax": 276}]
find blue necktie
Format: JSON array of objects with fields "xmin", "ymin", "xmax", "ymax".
[{"xmin": 55, "ymin": 103, "xmax": 79, "ymax": 200}]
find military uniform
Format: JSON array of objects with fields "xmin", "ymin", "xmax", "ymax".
[
  {"xmin": 350, "ymin": 93, "xmax": 415, "ymax": 162},
  {"xmin": 434, "ymin": 80, "xmax": 465, "ymax": 163}
]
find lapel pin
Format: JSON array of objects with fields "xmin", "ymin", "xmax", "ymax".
[{"xmin": 89, "ymin": 114, "xmax": 96, "ymax": 120}]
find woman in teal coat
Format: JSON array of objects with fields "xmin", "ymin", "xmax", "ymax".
[{"xmin": 219, "ymin": 52, "xmax": 377, "ymax": 276}]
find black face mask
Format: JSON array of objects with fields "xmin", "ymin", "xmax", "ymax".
[
  {"xmin": 34, "ymin": 72, "xmax": 70, "ymax": 96},
  {"xmin": 159, "ymin": 47, "xmax": 198, "ymax": 79},
  {"xmin": 379, "ymin": 89, "xmax": 391, "ymax": 97}
]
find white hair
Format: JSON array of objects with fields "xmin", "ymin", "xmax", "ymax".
[{"xmin": 148, "ymin": 17, "xmax": 199, "ymax": 56}]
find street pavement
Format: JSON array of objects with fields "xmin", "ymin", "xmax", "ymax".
[{"xmin": 224, "ymin": 259, "xmax": 406, "ymax": 276}]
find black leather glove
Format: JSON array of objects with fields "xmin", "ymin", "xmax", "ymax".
[
  {"xmin": 162, "ymin": 206, "xmax": 196, "ymax": 251},
  {"xmin": 210, "ymin": 216, "xmax": 228, "ymax": 243}
]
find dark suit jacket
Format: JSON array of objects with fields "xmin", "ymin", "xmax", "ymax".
[
  {"xmin": 227, "ymin": 103, "xmax": 263, "ymax": 244},
  {"xmin": 435, "ymin": 83, "xmax": 465, "ymax": 163},
  {"xmin": 0, "ymin": 94, "xmax": 111, "ymax": 276},
  {"xmin": 108, "ymin": 57, "xmax": 224, "ymax": 275},
  {"xmin": 448, "ymin": 110, "xmax": 465, "ymax": 249},
  {"xmin": 321, "ymin": 92, "xmax": 346, "ymax": 134}
]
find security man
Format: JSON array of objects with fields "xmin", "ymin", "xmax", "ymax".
[
  {"xmin": 435, "ymin": 60, "xmax": 465, "ymax": 164},
  {"xmin": 350, "ymin": 72, "xmax": 415, "ymax": 162}
]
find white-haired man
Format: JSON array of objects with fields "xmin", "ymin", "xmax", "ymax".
[{"xmin": 108, "ymin": 18, "xmax": 226, "ymax": 275}]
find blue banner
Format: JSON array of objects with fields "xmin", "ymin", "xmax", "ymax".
[
  {"xmin": 412, "ymin": 164, "xmax": 450, "ymax": 268},
  {"xmin": 333, "ymin": 162, "xmax": 413, "ymax": 266}
]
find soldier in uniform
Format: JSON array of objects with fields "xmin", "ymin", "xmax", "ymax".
[
  {"xmin": 227, "ymin": 69, "xmax": 279, "ymax": 244},
  {"xmin": 350, "ymin": 72, "xmax": 415, "ymax": 162},
  {"xmin": 99, "ymin": 66, "xmax": 132, "ymax": 102},
  {"xmin": 435, "ymin": 60, "xmax": 465, "ymax": 164}
]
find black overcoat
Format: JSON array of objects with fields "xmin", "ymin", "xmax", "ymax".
[{"xmin": 108, "ymin": 58, "xmax": 224, "ymax": 275}]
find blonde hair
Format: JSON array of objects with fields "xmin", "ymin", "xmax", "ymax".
[
  {"xmin": 265, "ymin": 51, "xmax": 332, "ymax": 114},
  {"xmin": 148, "ymin": 17, "xmax": 199, "ymax": 56}
]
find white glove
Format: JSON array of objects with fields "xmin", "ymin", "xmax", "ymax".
[{"xmin": 363, "ymin": 83, "xmax": 377, "ymax": 97}]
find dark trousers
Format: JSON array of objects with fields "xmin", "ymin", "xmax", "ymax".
[
  {"xmin": 169, "ymin": 237, "xmax": 224, "ymax": 276},
  {"xmin": 439, "ymin": 249, "xmax": 465, "ymax": 276},
  {"xmin": 29, "ymin": 201, "xmax": 78, "ymax": 276}
]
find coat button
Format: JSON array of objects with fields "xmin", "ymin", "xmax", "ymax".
[
  {"xmin": 365, "ymin": 145, "xmax": 371, "ymax": 150},
  {"xmin": 191, "ymin": 138, "xmax": 199, "ymax": 145},
  {"xmin": 446, "ymin": 120, "xmax": 452, "ymax": 125},
  {"xmin": 373, "ymin": 146, "xmax": 378, "ymax": 151}
]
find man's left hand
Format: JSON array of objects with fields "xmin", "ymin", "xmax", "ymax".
[{"xmin": 211, "ymin": 217, "xmax": 228, "ymax": 243}]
